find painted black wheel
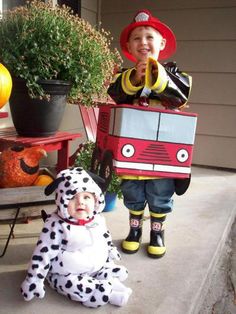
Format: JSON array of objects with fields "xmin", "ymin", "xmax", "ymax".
[
  {"xmin": 99, "ymin": 151, "xmax": 113, "ymax": 191},
  {"xmin": 90, "ymin": 147, "xmax": 101, "ymax": 174}
]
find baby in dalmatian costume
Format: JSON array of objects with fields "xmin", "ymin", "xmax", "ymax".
[{"xmin": 21, "ymin": 167, "xmax": 132, "ymax": 308}]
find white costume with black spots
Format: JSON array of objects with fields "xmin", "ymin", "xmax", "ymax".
[{"xmin": 21, "ymin": 167, "xmax": 132, "ymax": 308}]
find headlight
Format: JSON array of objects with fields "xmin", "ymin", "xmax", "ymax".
[
  {"xmin": 177, "ymin": 149, "xmax": 189, "ymax": 162},
  {"xmin": 122, "ymin": 144, "xmax": 135, "ymax": 158}
]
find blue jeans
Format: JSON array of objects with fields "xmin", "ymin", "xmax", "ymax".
[{"xmin": 120, "ymin": 179, "xmax": 175, "ymax": 214}]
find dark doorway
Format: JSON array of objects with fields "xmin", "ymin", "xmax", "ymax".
[{"xmin": 57, "ymin": 0, "xmax": 81, "ymax": 16}]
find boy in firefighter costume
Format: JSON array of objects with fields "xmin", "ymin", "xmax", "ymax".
[
  {"xmin": 107, "ymin": 10, "xmax": 192, "ymax": 258},
  {"xmin": 21, "ymin": 167, "xmax": 132, "ymax": 308}
]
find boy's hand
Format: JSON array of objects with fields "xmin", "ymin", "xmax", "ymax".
[
  {"xmin": 131, "ymin": 57, "xmax": 158, "ymax": 86},
  {"xmin": 145, "ymin": 57, "xmax": 159, "ymax": 87},
  {"xmin": 131, "ymin": 61, "xmax": 147, "ymax": 85}
]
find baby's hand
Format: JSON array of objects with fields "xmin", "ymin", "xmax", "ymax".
[{"xmin": 21, "ymin": 277, "xmax": 45, "ymax": 301}]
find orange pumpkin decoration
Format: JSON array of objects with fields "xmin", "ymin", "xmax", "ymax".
[
  {"xmin": 33, "ymin": 174, "xmax": 53, "ymax": 186},
  {"xmin": 0, "ymin": 146, "xmax": 47, "ymax": 188},
  {"xmin": 0, "ymin": 63, "xmax": 12, "ymax": 109}
]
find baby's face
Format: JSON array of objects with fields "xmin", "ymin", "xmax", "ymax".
[
  {"xmin": 127, "ymin": 26, "xmax": 166, "ymax": 61},
  {"xmin": 68, "ymin": 191, "xmax": 96, "ymax": 220}
]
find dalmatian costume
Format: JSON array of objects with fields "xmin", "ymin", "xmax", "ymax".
[{"xmin": 21, "ymin": 167, "xmax": 132, "ymax": 307}]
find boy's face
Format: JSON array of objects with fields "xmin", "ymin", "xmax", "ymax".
[
  {"xmin": 68, "ymin": 191, "xmax": 96, "ymax": 220},
  {"xmin": 126, "ymin": 26, "xmax": 166, "ymax": 62}
]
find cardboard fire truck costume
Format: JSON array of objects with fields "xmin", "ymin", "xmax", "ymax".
[
  {"xmin": 91, "ymin": 10, "xmax": 197, "ymax": 189},
  {"xmin": 94, "ymin": 104, "xmax": 197, "ymax": 181}
]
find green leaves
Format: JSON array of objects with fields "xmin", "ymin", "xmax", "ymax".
[
  {"xmin": 74, "ymin": 141, "xmax": 122, "ymax": 198},
  {"xmin": 0, "ymin": 0, "xmax": 122, "ymax": 105}
]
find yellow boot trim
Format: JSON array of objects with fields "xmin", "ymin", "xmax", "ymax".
[
  {"xmin": 150, "ymin": 212, "xmax": 166, "ymax": 218},
  {"xmin": 129, "ymin": 209, "xmax": 144, "ymax": 216},
  {"xmin": 122, "ymin": 240, "xmax": 140, "ymax": 252},
  {"xmin": 147, "ymin": 245, "xmax": 166, "ymax": 257}
]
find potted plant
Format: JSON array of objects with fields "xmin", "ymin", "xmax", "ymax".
[
  {"xmin": 74, "ymin": 141, "xmax": 122, "ymax": 211},
  {"xmin": 0, "ymin": 0, "xmax": 121, "ymax": 136}
]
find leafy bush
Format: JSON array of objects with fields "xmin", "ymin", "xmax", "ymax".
[
  {"xmin": 74, "ymin": 141, "xmax": 122, "ymax": 199},
  {"xmin": 0, "ymin": 0, "xmax": 122, "ymax": 105}
]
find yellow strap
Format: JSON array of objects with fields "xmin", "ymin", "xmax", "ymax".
[
  {"xmin": 129, "ymin": 209, "xmax": 144, "ymax": 215},
  {"xmin": 121, "ymin": 68, "xmax": 144, "ymax": 95},
  {"xmin": 150, "ymin": 212, "xmax": 166, "ymax": 218}
]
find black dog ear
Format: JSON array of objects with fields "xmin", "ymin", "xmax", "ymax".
[
  {"xmin": 85, "ymin": 170, "xmax": 105, "ymax": 190},
  {"xmin": 44, "ymin": 177, "xmax": 65, "ymax": 196}
]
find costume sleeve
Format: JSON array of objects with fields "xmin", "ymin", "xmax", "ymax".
[
  {"xmin": 21, "ymin": 215, "xmax": 64, "ymax": 300},
  {"xmin": 103, "ymin": 228, "xmax": 121, "ymax": 261},
  {"xmin": 146, "ymin": 60, "xmax": 192, "ymax": 109},
  {"xmin": 25, "ymin": 215, "xmax": 64, "ymax": 280},
  {"xmin": 107, "ymin": 68, "xmax": 144, "ymax": 104}
]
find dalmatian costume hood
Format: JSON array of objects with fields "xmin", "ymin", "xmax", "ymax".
[
  {"xmin": 21, "ymin": 167, "xmax": 132, "ymax": 308},
  {"xmin": 52, "ymin": 167, "xmax": 105, "ymax": 222},
  {"xmin": 47, "ymin": 167, "xmax": 105, "ymax": 223}
]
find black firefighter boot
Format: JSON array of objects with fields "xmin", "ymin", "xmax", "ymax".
[
  {"xmin": 147, "ymin": 213, "xmax": 166, "ymax": 258},
  {"xmin": 121, "ymin": 210, "xmax": 144, "ymax": 254}
]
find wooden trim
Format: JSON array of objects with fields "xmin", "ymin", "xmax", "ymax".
[{"xmin": 0, "ymin": 112, "xmax": 8, "ymax": 118}]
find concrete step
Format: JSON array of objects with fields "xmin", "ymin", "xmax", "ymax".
[{"xmin": 0, "ymin": 166, "xmax": 236, "ymax": 314}]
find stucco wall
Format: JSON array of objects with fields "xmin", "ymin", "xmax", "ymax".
[{"xmin": 101, "ymin": 0, "xmax": 236, "ymax": 169}]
